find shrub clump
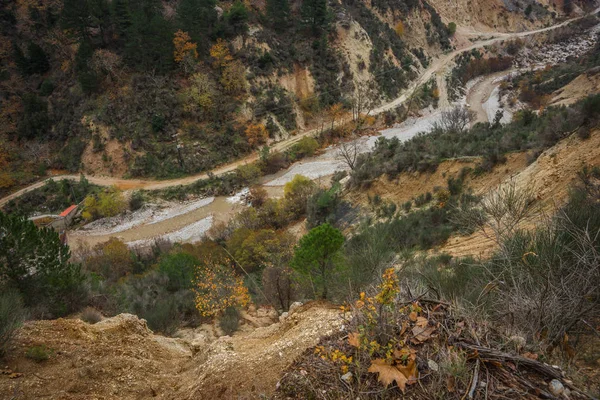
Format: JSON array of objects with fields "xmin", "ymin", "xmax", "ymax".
[
  {"xmin": 26, "ymin": 345, "xmax": 51, "ymax": 362},
  {"xmin": 0, "ymin": 290, "xmax": 26, "ymax": 357},
  {"xmin": 80, "ymin": 307, "xmax": 102, "ymax": 324}
]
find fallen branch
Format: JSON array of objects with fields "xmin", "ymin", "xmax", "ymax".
[
  {"xmin": 455, "ymin": 342, "xmax": 562, "ymax": 380},
  {"xmin": 456, "ymin": 342, "xmax": 598, "ymax": 400}
]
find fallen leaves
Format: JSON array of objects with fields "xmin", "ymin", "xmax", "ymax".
[
  {"xmin": 348, "ymin": 332, "xmax": 360, "ymax": 348},
  {"xmin": 368, "ymin": 358, "xmax": 417, "ymax": 392},
  {"xmin": 411, "ymin": 323, "xmax": 437, "ymax": 344}
]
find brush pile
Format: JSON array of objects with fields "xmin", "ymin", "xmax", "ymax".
[{"xmin": 275, "ymin": 268, "xmax": 595, "ymax": 399}]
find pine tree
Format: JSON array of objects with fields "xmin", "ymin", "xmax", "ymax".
[
  {"xmin": 27, "ymin": 43, "xmax": 50, "ymax": 75},
  {"xmin": 125, "ymin": 8, "xmax": 175, "ymax": 73},
  {"xmin": 301, "ymin": 0, "xmax": 328, "ymax": 35},
  {"xmin": 266, "ymin": 0, "xmax": 290, "ymax": 32},
  {"xmin": 177, "ymin": 0, "xmax": 218, "ymax": 47},
  {"xmin": 18, "ymin": 94, "xmax": 50, "ymax": 139},
  {"xmin": 112, "ymin": 0, "xmax": 132, "ymax": 41},
  {"xmin": 12, "ymin": 43, "xmax": 29, "ymax": 76},
  {"xmin": 0, "ymin": 211, "xmax": 85, "ymax": 317},
  {"xmin": 225, "ymin": 0, "xmax": 249, "ymax": 37},
  {"xmin": 61, "ymin": 0, "xmax": 90, "ymax": 38}
]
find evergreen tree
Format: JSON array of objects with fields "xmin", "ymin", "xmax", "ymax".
[
  {"xmin": 301, "ymin": 0, "xmax": 328, "ymax": 35},
  {"xmin": 61, "ymin": 0, "xmax": 91, "ymax": 37},
  {"xmin": 291, "ymin": 223, "xmax": 344, "ymax": 299},
  {"xmin": 0, "ymin": 212, "xmax": 85, "ymax": 317},
  {"xmin": 225, "ymin": 1, "xmax": 249, "ymax": 37},
  {"xmin": 12, "ymin": 43, "xmax": 29, "ymax": 76},
  {"xmin": 27, "ymin": 43, "xmax": 50, "ymax": 75},
  {"xmin": 18, "ymin": 94, "xmax": 50, "ymax": 139},
  {"xmin": 112, "ymin": 0, "xmax": 132, "ymax": 41},
  {"xmin": 61, "ymin": 0, "xmax": 111, "ymax": 42},
  {"xmin": 177, "ymin": 0, "xmax": 218, "ymax": 48},
  {"xmin": 125, "ymin": 8, "xmax": 175, "ymax": 73},
  {"xmin": 75, "ymin": 40, "xmax": 99, "ymax": 93},
  {"xmin": 266, "ymin": 0, "xmax": 290, "ymax": 32}
]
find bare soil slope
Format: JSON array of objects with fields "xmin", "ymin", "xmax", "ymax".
[
  {"xmin": 0, "ymin": 303, "xmax": 341, "ymax": 400},
  {"xmin": 441, "ymin": 128, "xmax": 600, "ymax": 258}
]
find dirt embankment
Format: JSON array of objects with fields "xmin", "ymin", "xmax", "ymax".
[
  {"xmin": 0, "ymin": 303, "xmax": 341, "ymax": 400},
  {"xmin": 551, "ymin": 69, "xmax": 600, "ymax": 107},
  {"xmin": 350, "ymin": 128, "xmax": 600, "ymax": 258},
  {"xmin": 348, "ymin": 152, "xmax": 529, "ymax": 207}
]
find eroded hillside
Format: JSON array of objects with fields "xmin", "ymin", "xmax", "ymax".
[{"xmin": 0, "ymin": 0, "xmax": 587, "ymax": 196}]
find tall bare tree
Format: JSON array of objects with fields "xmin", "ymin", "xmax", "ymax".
[{"xmin": 336, "ymin": 134, "xmax": 361, "ymax": 170}]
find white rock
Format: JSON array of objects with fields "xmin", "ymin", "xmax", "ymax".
[
  {"xmin": 279, "ymin": 312, "xmax": 289, "ymax": 323},
  {"xmin": 428, "ymin": 359, "xmax": 439, "ymax": 372},
  {"xmin": 341, "ymin": 372, "xmax": 353, "ymax": 383},
  {"xmin": 289, "ymin": 302, "xmax": 303, "ymax": 314},
  {"xmin": 549, "ymin": 379, "xmax": 565, "ymax": 396}
]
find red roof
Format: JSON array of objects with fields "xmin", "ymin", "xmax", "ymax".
[{"xmin": 59, "ymin": 204, "xmax": 78, "ymax": 217}]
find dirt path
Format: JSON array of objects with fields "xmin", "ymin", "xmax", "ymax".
[{"xmin": 1, "ymin": 11, "xmax": 595, "ymax": 209}]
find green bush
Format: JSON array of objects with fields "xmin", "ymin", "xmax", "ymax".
[
  {"xmin": 143, "ymin": 297, "xmax": 181, "ymax": 336},
  {"xmin": 219, "ymin": 306, "xmax": 240, "ymax": 336},
  {"xmin": 290, "ymin": 137, "xmax": 319, "ymax": 160},
  {"xmin": 306, "ymin": 183, "xmax": 341, "ymax": 228},
  {"xmin": 114, "ymin": 270, "xmax": 199, "ymax": 335},
  {"xmin": 129, "ymin": 191, "xmax": 145, "ymax": 211},
  {"xmin": 26, "ymin": 345, "xmax": 51, "ymax": 362},
  {"xmin": 80, "ymin": 307, "xmax": 102, "ymax": 324},
  {"xmin": 0, "ymin": 289, "xmax": 26, "ymax": 357},
  {"xmin": 158, "ymin": 252, "xmax": 199, "ymax": 291}
]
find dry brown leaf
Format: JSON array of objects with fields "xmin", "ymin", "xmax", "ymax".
[
  {"xmin": 348, "ymin": 332, "xmax": 360, "ymax": 348},
  {"xmin": 396, "ymin": 359, "xmax": 418, "ymax": 385},
  {"xmin": 368, "ymin": 359, "xmax": 409, "ymax": 392},
  {"xmin": 409, "ymin": 312, "xmax": 418, "ymax": 321},
  {"xmin": 416, "ymin": 316, "xmax": 428, "ymax": 328},
  {"xmin": 446, "ymin": 376, "xmax": 456, "ymax": 392},
  {"xmin": 393, "ymin": 346, "xmax": 417, "ymax": 362},
  {"xmin": 411, "ymin": 325, "xmax": 436, "ymax": 344},
  {"xmin": 399, "ymin": 321, "xmax": 408, "ymax": 335}
]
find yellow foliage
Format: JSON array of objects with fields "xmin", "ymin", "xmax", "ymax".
[
  {"xmin": 209, "ymin": 38, "xmax": 233, "ymax": 69},
  {"xmin": 82, "ymin": 186, "xmax": 127, "ymax": 221},
  {"xmin": 374, "ymin": 268, "xmax": 400, "ymax": 305},
  {"xmin": 184, "ymin": 72, "xmax": 216, "ymax": 115},
  {"xmin": 245, "ymin": 123, "xmax": 268, "ymax": 147},
  {"xmin": 395, "ymin": 21, "xmax": 405, "ymax": 37},
  {"xmin": 194, "ymin": 260, "xmax": 250, "ymax": 317},
  {"xmin": 208, "ymin": 39, "xmax": 246, "ymax": 94},
  {"xmin": 432, "ymin": 88, "xmax": 440, "ymax": 99},
  {"xmin": 221, "ymin": 60, "xmax": 246, "ymax": 94},
  {"xmin": 173, "ymin": 30, "xmax": 198, "ymax": 63}
]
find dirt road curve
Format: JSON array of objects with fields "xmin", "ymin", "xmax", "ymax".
[{"xmin": 1, "ymin": 9, "xmax": 597, "ymax": 208}]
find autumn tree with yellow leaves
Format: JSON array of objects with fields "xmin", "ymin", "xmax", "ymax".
[
  {"xmin": 209, "ymin": 39, "xmax": 246, "ymax": 95},
  {"xmin": 173, "ymin": 30, "xmax": 198, "ymax": 63},
  {"xmin": 193, "ymin": 260, "xmax": 250, "ymax": 317},
  {"xmin": 245, "ymin": 123, "xmax": 268, "ymax": 147},
  {"xmin": 395, "ymin": 21, "xmax": 405, "ymax": 37},
  {"xmin": 183, "ymin": 72, "xmax": 216, "ymax": 119},
  {"xmin": 173, "ymin": 30, "xmax": 198, "ymax": 74}
]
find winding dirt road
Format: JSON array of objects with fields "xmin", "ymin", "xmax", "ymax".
[{"xmin": 1, "ymin": 9, "xmax": 597, "ymax": 210}]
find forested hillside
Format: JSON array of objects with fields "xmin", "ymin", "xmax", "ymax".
[{"xmin": 0, "ymin": 0, "xmax": 570, "ymax": 196}]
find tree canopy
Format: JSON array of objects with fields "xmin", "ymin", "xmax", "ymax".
[{"xmin": 291, "ymin": 223, "xmax": 344, "ymax": 299}]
